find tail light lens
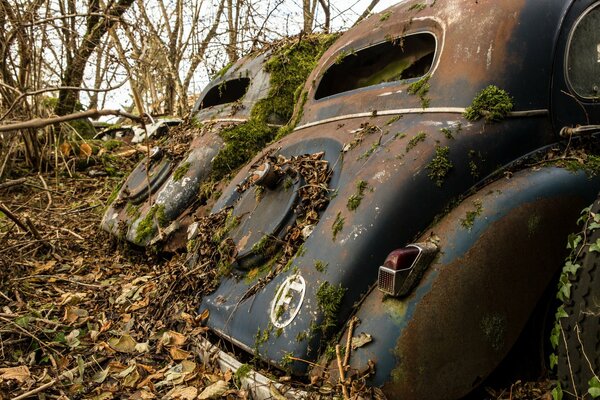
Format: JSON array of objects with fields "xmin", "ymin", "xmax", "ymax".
[{"xmin": 378, "ymin": 242, "xmax": 438, "ymax": 297}]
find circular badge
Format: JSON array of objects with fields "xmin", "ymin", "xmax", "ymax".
[{"xmin": 270, "ymin": 274, "xmax": 306, "ymax": 328}]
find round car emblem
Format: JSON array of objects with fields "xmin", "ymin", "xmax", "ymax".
[{"xmin": 270, "ymin": 274, "xmax": 306, "ymax": 328}]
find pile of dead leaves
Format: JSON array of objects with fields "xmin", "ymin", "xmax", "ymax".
[{"xmin": 0, "ymin": 151, "xmax": 252, "ymax": 399}]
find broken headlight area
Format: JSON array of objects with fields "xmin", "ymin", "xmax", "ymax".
[{"xmin": 185, "ymin": 151, "xmax": 333, "ymax": 298}]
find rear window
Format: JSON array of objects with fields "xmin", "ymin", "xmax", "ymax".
[
  {"xmin": 567, "ymin": 3, "xmax": 600, "ymax": 99},
  {"xmin": 199, "ymin": 78, "xmax": 250, "ymax": 109},
  {"xmin": 315, "ymin": 33, "xmax": 436, "ymax": 100}
]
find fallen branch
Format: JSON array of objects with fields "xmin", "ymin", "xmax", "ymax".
[
  {"xmin": 0, "ymin": 109, "xmax": 142, "ymax": 133},
  {"xmin": 0, "ymin": 177, "xmax": 27, "ymax": 190},
  {"xmin": 12, "ymin": 357, "xmax": 108, "ymax": 400},
  {"xmin": 0, "ymin": 202, "xmax": 29, "ymax": 233},
  {"xmin": 336, "ymin": 344, "xmax": 350, "ymax": 400}
]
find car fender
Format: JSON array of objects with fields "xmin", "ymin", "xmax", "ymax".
[{"xmin": 328, "ymin": 166, "xmax": 600, "ymax": 400}]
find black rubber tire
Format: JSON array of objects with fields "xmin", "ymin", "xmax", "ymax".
[{"xmin": 558, "ymin": 197, "xmax": 600, "ymax": 399}]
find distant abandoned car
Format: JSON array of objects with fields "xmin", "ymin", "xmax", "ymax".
[
  {"xmin": 101, "ymin": 36, "xmax": 332, "ymax": 248},
  {"xmin": 181, "ymin": 0, "xmax": 600, "ymax": 399}
]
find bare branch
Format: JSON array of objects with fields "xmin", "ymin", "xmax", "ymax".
[{"xmin": 0, "ymin": 108, "xmax": 142, "ymax": 133}]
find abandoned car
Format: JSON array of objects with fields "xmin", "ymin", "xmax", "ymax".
[
  {"xmin": 105, "ymin": 0, "xmax": 600, "ymax": 398},
  {"xmin": 194, "ymin": 0, "xmax": 600, "ymax": 398}
]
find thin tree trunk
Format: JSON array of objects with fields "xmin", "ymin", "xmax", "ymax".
[{"xmin": 55, "ymin": 0, "xmax": 134, "ymax": 116}]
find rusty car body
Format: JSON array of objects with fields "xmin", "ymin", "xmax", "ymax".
[{"xmin": 186, "ymin": 0, "xmax": 600, "ymax": 398}]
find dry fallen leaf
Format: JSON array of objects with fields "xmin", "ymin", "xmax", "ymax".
[
  {"xmin": 197, "ymin": 380, "xmax": 228, "ymax": 399},
  {"xmin": 351, "ymin": 332, "xmax": 373, "ymax": 350},
  {"xmin": 161, "ymin": 330, "xmax": 187, "ymax": 347},
  {"xmin": 0, "ymin": 365, "xmax": 30, "ymax": 383},
  {"xmin": 169, "ymin": 346, "xmax": 191, "ymax": 360},
  {"xmin": 60, "ymin": 142, "xmax": 72, "ymax": 156},
  {"xmin": 166, "ymin": 386, "xmax": 197, "ymax": 400},
  {"xmin": 79, "ymin": 143, "xmax": 93, "ymax": 157},
  {"xmin": 92, "ymin": 367, "xmax": 110, "ymax": 384},
  {"xmin": 109, "ymin": 334, "xmax": 138, "ymax": 353}
]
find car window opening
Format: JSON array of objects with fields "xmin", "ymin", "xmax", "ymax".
[
  {"xmin": 315, "ymin": 33, "xmax": 436, "ymax": 100},
  {"xmin": 200, "ymin": 77, "xmax": 251, "ymax": 109}
]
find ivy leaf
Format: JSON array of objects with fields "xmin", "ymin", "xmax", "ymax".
[
  {"xmin": 588, "ymin": 222, "xmax": 600, "ymax": 231},
  {"xmin": 590, "ymin": 239, "xmax": 600, "ymax": 253},
  {"xmin": 589, "ymin": 376, "xmax": 600, "ymax": 398},
  {"xmin": 550, "ymin": 325, "xmax": 561, "ymax": 348},
  {"xmin": 578, "ymin": 206, "xmax": 592, "ymax": 225},
  {"xmin": 555, "ymin": 306, "xmax": 569, "ymax": 319},
  {"xmin": 552, "ymin": 383, "xmax": 563, "ymax": 400},
  {"xmin": 559, "ymin": 282, "xmax": 572, "ymax": 300},
  {"xmin": 567, "ymin": 233, "xmax": 582, "ymax": 250},
  {"xmin": 563, "ymin": 261, "xmax": 581, "ymax": 275},
  {"xmin": 549, "ymin": 353, "xmax": 558, "ymax": 369}
]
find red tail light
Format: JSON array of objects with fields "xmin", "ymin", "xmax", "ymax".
[
  {"xmin": 378, "ymin": 242, "xmax": 438, "ymax": 297},
  {"xmin": 383, "ymin": 247, "xmax": 421, "ymax": 271}
]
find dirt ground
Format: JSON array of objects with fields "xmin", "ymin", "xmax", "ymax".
[{"xmin": 0, "ymin": 141, "xmax": 555, "ymax": 399}]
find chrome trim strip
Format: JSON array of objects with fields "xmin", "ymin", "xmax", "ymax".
[
  {"xmin": 198, "ymin": 117, "xmax": 283, "ymax": 128},
  {"xmin": 294, "ymin": 108, "xmax": 549, "ymax": 131}
]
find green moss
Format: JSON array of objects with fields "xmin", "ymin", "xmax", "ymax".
[
  {"xmin": 125, "ymin": 202, "xmax": 140, "ymax": 218},
  {"xmin": 213, "ymin": 62, "xmax": 234, "ymax": 80},
  {"xmin": 251, "ymin": 235, "xmax": 271, "ymax": 254},
  {"xmin": 234, "ymin": 363, "xmax": 251, "ymax": 387},
  {"xmin": 358, "ymin": 141, "xmax": 380, "ymax": 160},
  {"xmin": 314, "ymin": 260, "xmax": 328, "ymax": 273},
  {"xmin": 408, "ymin": 3, "xmax": 427, "ymax": 11},
  {"xmin": 460, "ymin": 200, "xmax": 483, "ymax": 230},
  {"xmin": 211, "ymin": 120, "xmax": 277, "ymax": 180},
  {"xmin": 316, "ymin": 281, "xmax": 346, "ymax": 335},
  {"xmin": 468, "ymin": 150, "xmax": 482, "ymax": 179},
  {"xmin": 560, "ymin": 154, "xmax": 600, "ymax": 177},
  {"xmin": 407, "ymin": 75, "xmax": 430, "ymax": 108},
  {"xmin": 296, "ymin": 330, "xmax": 308, "ymax": 342},
  {"xmin": 244, "ymin": 251, "xmax": 282, "ymax": 284},
  {"xmin": 172, "ymin": 162, "xmax": 190, "ymax": 182},
  {"xmin": 106, "ymin": 180, "xmax": 123, "ymax": 206},
  {"xmin": 427, "ymin": 146, "xmax": 452, "ymax": 187},
  {"xmin": 102, "ymin": 140, "xmax": 122, "ymax": 151},
  {"xmin": 332, "ymin": 212, "xmax": 345, "ymax": 240},
  {"xmin": 380, "ymin": 11, "xmax": 392, "ymax": 21},
  {"xmin": 212, "ymin": 210, "xmax": 240, "ymax": 243},
  {"xmin": 347, "ymin": 180, "xmax": 368, "ymax": 211},
  {"xmin": 406, "ymin": 131, "xmax": 427, "ymax": 153},
  {"xmin": 257, "ymin": 34, "xmax": 338, "ymax": 126},
  {"xmin": 463, "ymin": 85, "xmax": 513, "ymax": 122},
  {"xmin": 134, "ymin": 204, "xmax": 167, "ymax": 243},
  {"xmin": 385, "ymin": 115, "xmax": 402, "ymax": 126}
]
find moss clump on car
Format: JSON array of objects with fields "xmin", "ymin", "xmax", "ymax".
[{"xmin": 463, "ymin": 85, "xmax": 513, "ymax": 122}]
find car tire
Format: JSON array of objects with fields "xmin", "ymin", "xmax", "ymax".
[{"xmin": 558, "ymin": 197, "xmax": 600, "ymax": 399}]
